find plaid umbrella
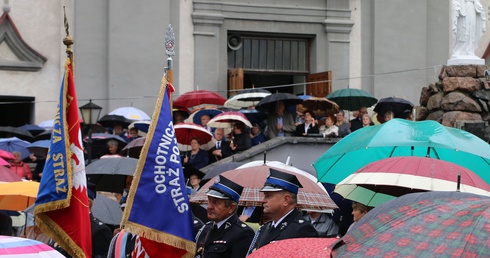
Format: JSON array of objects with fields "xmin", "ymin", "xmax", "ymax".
[
  {"xmin": 331, "ymin": 191, "xmax": 490, "ymax": 257},
  {"xmin": 190, "ymin": 164, "xmax": 338, "ymax": 212},
  {"xmin": 0, "ymin": 236, "xmax": 64, "ymax": 257}
]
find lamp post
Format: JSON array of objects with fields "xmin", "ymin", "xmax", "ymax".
[{"xmin": 79, "ymin": 100, "xmax": 102, "ymax": 165}]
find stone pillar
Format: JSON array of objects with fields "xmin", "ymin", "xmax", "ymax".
[{"xmin": 191, "ymin": 12, "xmax": 224, "ymax": 94}]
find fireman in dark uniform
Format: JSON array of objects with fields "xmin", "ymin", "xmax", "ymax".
[
  {"xmin": 195, "ymin": 176, "xmax": 254, "ymax": 258},
  {"xmin": 247, "ymin": 169, "xmax": 318, "ymax": 255},
  {"xmin": 87, "ymin": 182, "xmax": 115, "ymax": 258}
]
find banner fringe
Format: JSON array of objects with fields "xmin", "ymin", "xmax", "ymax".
[
  {"xmin": 124, "ymin": 221, "xmax": 196, "ymax": 254},
  {"xmin": 36, "ymin": 213, "xmax": 86, "ymax": 258}
]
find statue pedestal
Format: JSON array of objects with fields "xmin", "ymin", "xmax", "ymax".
[{"xmin": 447, "ymin": 55, "xmax": 485, "ymax": 65}]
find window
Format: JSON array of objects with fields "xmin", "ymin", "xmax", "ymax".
[{"xmin": 228, "ymin": 35, "xmax": 309, "ymax": 74}]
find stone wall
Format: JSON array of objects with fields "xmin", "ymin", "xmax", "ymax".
[{"xmin": 418, "ymin": 65, "xmax": 490, "ymax": 142}]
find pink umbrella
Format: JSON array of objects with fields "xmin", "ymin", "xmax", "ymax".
[
  {"xmin": 248, "ymin": 238, "xmax": 337, "ymax": 258},
  {"xmin": 207, "ymin": 111, "xmax": 253, "ymax": 128},
  {"xmin": 0, "ymin": 150, "xmax": 14, "ymax": 161},
  {"xmin": 0, "ymin": 157, "xmax": 10, "ymax": 166},
  {"xmin": 0, "ymin": 166, "xmax": 22, "ymax": 182},
  {"xmin": 0, "ymin": 236, "xmax": 64, "ymax": 257}
]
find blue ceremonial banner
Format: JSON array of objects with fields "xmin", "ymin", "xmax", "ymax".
[{"xmin": 122, "ymin": 79, "xmax": 196, "ymax": 257}]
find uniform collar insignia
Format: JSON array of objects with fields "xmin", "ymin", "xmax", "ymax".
[
  {"xmin": 225, "ymin": 222, "xmax": 231, "ymax": 229},
  {"xmin": 280, "ymin": 222, "xmax": 287, "ymax": 230}
]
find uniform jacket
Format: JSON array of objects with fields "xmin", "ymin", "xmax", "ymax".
[
  {"xmin": 195, "ymin": 214, "xmax": 254, "ymax": 258},
  {"xmin": 250, "ymin": 209, "xmax": 318, "ymax": 252}
]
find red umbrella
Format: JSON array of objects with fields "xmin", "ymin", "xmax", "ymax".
[
  {"xmin": 0, "ymin": 166, "xmax": 22, "ymax": 182},
  {"xmin": 173, "ymin": 90, "xmax": 226, "ymax": 111},
  {"xmin": 174, "ymin": 123, "xmax": 213, "ymax": 150},
  {"xmin": 190, "ymin": 165, "xmax": 338, "ymax": 211},
  {"xmin": 335, "ymin": 156, "xmax": 490, "ymax": 206},
  {"xmin": 248, "ymin": 237, "xmax": 337, "ymax": 258},
  {"xmin": 0, "ymin": 149, "xmax": 14, "ymax": 161},
  {"xmin": 207, "ymin": 111, "xmax": 253, "ymax": 128}
]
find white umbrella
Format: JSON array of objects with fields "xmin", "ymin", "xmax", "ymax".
[{"xmin": 109, "ymin": 107, "xmax": 151, "ymax": 121}]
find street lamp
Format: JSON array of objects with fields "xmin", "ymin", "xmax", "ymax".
[{"xmin": 79, "ymin": 100, "xmax": 102, "ymax": 165}]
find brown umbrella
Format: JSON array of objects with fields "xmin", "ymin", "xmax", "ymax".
[{"xmin": 190, "ymin": 164, "xmax": 338, "ymax": 212}]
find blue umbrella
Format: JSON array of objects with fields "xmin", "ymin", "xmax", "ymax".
[
  {"xmin": 0, "ymin": 137, "xmax": 30, "ymax": 160},
  {"xmin": 26, "ymin": 140, "xmax": 50, "ymax": 157},
  {"xmin": 191, "ymin": 109, "xmax": 223, "ymax": 125},
  {"xmin": 18, "ymin": 124, "xmax": 45, "ymax": 136}
]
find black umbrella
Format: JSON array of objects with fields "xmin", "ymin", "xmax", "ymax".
[
  {"xmin": 255, "ymin": 93, "xmax": 303, "ymax": 112},
  {"xmin": 97, "ymin": 114, "xmax": 131, "ymax": 128},
  {"xmin": 34, "ymin": 130, "xmax": 52, "ymax": 141},
  {"xmin": 0, "ymin": 126, "xmax": 33, "ymax": 142},
  {"xmin": 86, "ymin": 157, "xmax": 137, "ymax": 194},
  {"xmin": 373, "ymin": 97, "xmax": 414, "ymax": 119},
  {"xmin": 92, "ymin": 194, "xmax": 123, "ymax": 226}
]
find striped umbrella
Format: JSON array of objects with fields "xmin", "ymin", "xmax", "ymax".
[{"xmin": 0, "ymin": 236, "xmax": 64, "ymax": 257}]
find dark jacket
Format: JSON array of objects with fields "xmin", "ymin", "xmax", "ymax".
[
  {"xmin": 195, "ymin": 214, "xmax": 254, "ymax": 258},
  {"xmin": 294, "ymin": 123, "xmax": 319, "ymax": 136},
  {"xmin": 250, "ymin": 209, "xmax": 318, "ymax": 253},
  {"xmin": 208, "ymin": 140, "xmax": 232, "ymax": 163},
  {"xmin": 184, "ymin": 149, "xmax": 209, "ymax": 170}
]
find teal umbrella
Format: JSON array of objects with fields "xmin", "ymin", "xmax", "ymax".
[
  {"xmin": 326, "ymin": 88, "xmax": 377, "ymax": 111},
  {"xmin": 313, "ymin": 119, "xmax": 490, "ymax": 185}
]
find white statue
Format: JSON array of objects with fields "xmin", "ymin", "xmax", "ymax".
[{"xmin": 449, "ymin": 0, "xmax": 487, "ymax": 65}]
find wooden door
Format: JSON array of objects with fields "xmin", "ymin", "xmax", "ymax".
[
  {"xmin": 306, "ymin": 71, "xmax": 332, "ymax": 97},
  {"xmin": 228, "ymin": 68, "xmax": 244, "ymax": 97}
]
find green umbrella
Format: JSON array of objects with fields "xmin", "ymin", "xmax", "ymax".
[
  {"xmin": 326, "ymin": 88, "xmax": 377, "ymax": 111},
  {"xmin": 313, "ymin": 119, "xmax": 490, "ymax": 185}
]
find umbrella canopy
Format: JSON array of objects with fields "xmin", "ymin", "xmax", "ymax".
[
  {"xmin": 38, "ymin": 119, "xmax": 54, "ymax": 129},
  {"xmin": 26, "ymin": 140, "xmax": 50, "ymax": 157},
  {"xmin": 174, "ymin": 122, "xmax": 214, "ymax": 150},
  {"xmin": 17, "ymin": 124, "xmax": 45, "ymax": 136},
  {"xmin": 0, "ymin": 149, "xmax": 14, "ymax": 160},
  {"xmin": 373, "ymin": 96, "xmax": 414, "ymax": 119},
  {"xmin": 86, "ymin": 157, "xmax": 137, "ymax": 194},
  {"xmin": 97, "ymin": 114, "xmax": 132, "ymax": 128},
  {"xmin": 129, "ymin": 120, "xmax": 151, "ymax": 134},
  {"xmin": 173, "ymin": 90, "xmax": 227, "ymax": 111},
  {"xmin": 255, "ymin": 93, "xmax": 303, "ymax": 112},
  {"xmin": 330, "ymin": 191, "xmax": 490, "ymax": 257},
  {"xmin": 86, "ymin": 156, "xmax": 138, "ymax": 176},
  {"xmin": 120, "ymin": 136, "xmax": 146, "ymax": 158},
  {"xmin": 248, "ymin": 237, "xmax": 337, "ymax": 258},
  {"xmin": 0, "ymin": 157, "xmax": 9, "ymax": 166},
  {"xmin": 0, "ymin": 181, "xmax": 39, "ymax": 211},
  {"xmin": 190, "ymin": 164, "xmax": 338, "ymax": 212},
  {"xmin": 335, "ymin": 156, "xmax": 490, "ymax": 207},
  {"xmin": 92, "ymin": 194, "xmax": 123, "ymax": 226},
  {"xmin": 238, "ymin": 109, "xmax": 267, "ymax": 126},
  {"xmin": 298, "ymin": 97, "xmax": 339, "ymax": 117},
  {"xmin": 34, "ymin": 130, "xmax": 52, "ymax": 141},
  {"xmin": 224, "ymin": 88, "xmax": 271, "ymax": 109},
  {"xmin": 207, "ymin": 111, "xmax": 253, "ymax": 128},
  {"xmin": 0, "ymin": 236, "xmax": 64, "ymax": 257},
  {"xmin": 0, "ymin": 166, "xmax": 22, "ymax": 182},
  {"xmin": 187, "ymin": 108, "xmax": 223, "ymax": 125},
  {"xmin": 0, "ymin": 137, "xmax": 30, "ymax": 160},
  {"xmin": 108, "ymin": 107, "xmax": 151, "ymax": 121},
  {"xmin": 202, "ymin": 162, "xmax": 245, "ymax": 180},
  {"xmin": 313, "ymin": 119, "xmax": 490, "ymax": 185},
  {"xmin": 0, "ymin": 126, "xmax": 33, "ymax": 142},
  {"xmin": 326, "ymin": 88, "xmax": 378, "ymax": 111}
]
